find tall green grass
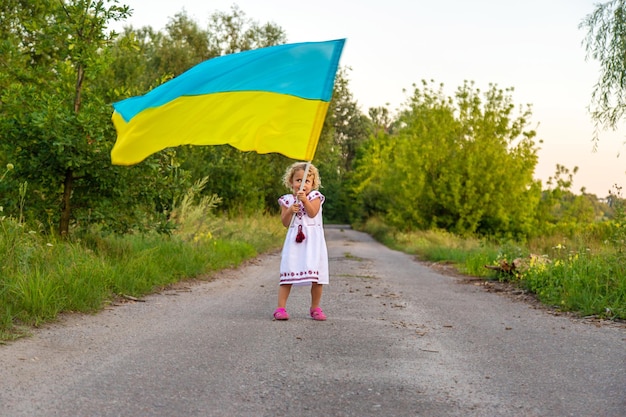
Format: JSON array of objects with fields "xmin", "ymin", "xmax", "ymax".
[
  {"xmin": 523, "ymin": 250, "xmax": 626, "ymax": 318},
  {"xmin": 0, "ymin": 214, "xmax": 285, "ymax": 341}
]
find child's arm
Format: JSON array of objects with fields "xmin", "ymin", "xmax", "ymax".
[{"xmin": 280, "ymin": 204, "xmax": 298, "ymax": 227}]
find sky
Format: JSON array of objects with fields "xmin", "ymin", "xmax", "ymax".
[{"xmin": 110, "ymin": 0, "xmax": 626, "ymax": 198}]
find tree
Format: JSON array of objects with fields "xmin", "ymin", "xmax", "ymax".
[
  {"xmin": 536, "ymin": 164, "xmax": 610, "ymax": 228},
  {"xmin": 0, "ymin": 2, "xmax": 196, "ymax": 235},
  {"xmin": 314, "ymin": 69, "xmax": 372, "ymax": 222},
  {"xmin": 580, "ymin": 0, "xmax": 626, "ymax": 134},
  {"xmin": 206, "ymin": 4, "xmax": 287, "ymax": 55},
  {"xmin": 348, "ymin": 129, "xmax": 397, "ymax": 224},
  {"xmin": 350, "ymin": 80, "xmax": 542, "ymax": 238},
  {"xmin": 0, "ymin": 1, "xmax": 131, "ymax": 235}
]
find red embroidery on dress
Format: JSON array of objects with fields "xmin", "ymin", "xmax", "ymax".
[{"xmin": 279, "ymin": 270, "xmax": 320, "ymax": 282}]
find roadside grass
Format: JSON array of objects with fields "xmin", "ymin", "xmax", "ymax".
[
  {"xmin": 0, "ymin": 214, "xmax": 284, "ymax": 341},
  {"xmin": 359, "ymin": 216, "xmax": 626, "ymax": 320},
  {"xmin": 525, "ymin": 251, "xmax": 625, "ymax": 318}
]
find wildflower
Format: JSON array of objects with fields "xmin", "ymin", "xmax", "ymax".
[
  {"xmin": 6, "ymin": 163, "xmax": 14, "ymax": 170},
  {"xmin": 46, "ymin": 243, "xmax": 53, "ymax": 247}
]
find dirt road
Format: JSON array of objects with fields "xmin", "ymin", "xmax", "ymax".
[{"xmin": 1, "ymin": 226, "xmax": 624, "ymax": 416}]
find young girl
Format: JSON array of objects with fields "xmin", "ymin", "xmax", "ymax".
[{"xmin": 274, "ymin": 162, "xmax": 329, "ymax": 321}]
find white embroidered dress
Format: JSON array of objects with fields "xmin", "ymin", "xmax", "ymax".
[{"xmin": 278, "ymin": 191, "xmax": 329, "ymax": 286}]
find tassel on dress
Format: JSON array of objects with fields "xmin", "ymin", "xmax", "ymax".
[{"xmin": 295, "ymin": 224, "xmax": 306, "ymax": 243}]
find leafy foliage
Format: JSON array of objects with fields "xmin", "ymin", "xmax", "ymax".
[
  {"xmin": 0, "ymin": 0, "xmax": 133, "ymax": 235},
  {"xmin": 350, "ymin": 81, "xmax": 541, "ymax": 238},
  {"xmin": 580, "ymin": 0, "xmax": 626, "ymax": 133}
]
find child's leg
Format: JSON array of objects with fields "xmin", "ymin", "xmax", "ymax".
[
  {"xmin": 310, "ymin": 282, "xmax": 323, "ymax": 309},
  {"xmin": 277, "ymin": 284, "xmax": 292, "ymax": 309}
]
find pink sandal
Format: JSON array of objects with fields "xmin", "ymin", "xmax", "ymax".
[
  {"xmin": 310, "ymin": 307, "xmax": 327, "ymax": 321},
  {"xmin": 273, "ymin": 308, "xmax": 289, "ymax": 320}
]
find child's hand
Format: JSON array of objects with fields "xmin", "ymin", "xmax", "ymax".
[
  {"xmin": 296, "ymin": 190, "xmax": 306, "ymax": 201},
  {"xmin": 291, "ymin": 203, "xmax": 300, "ymax": 213}
]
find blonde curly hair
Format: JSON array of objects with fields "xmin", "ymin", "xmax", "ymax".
[{"xmin": 282, "ymin": 162, "xmax": 321, "ymax": 191}]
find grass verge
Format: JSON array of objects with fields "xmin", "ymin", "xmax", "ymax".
[{"xmin": 0, "ymin": 214, "xmax": 285, "ymax": 341}]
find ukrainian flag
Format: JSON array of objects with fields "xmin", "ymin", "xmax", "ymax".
[{"xmin": 111, "ymin": 39, "xmax": 345, "ymax": 166}]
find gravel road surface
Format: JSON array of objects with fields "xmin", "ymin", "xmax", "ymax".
[{"xmin": 1, "ymin": 226, "xmax": 624, "ymax": 417}]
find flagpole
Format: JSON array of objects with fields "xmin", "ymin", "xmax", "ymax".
[{"xmin": 289, "ymin": 161, "xmax": 312, "ymax": 228}]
